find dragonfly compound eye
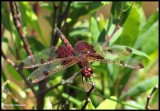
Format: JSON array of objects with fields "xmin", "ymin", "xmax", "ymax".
[
  {"xmin": 85, "ymin": 72, "xmax": 92, "ymax": 78},
  {"xmin": 86, "ymin": 67, "xmax": 93, "ymax": 74},
  {"xmin": 81, "ymin": 67, "xmax": 93, "ymax": 78}
]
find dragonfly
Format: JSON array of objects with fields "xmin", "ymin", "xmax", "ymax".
[{"xmin": 19, "ymin": 28, "xmax": 144, "ymax": 84}]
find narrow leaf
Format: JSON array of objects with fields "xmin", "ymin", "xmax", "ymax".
[
  {"xmin": 9, "ymin": 82, "xmax": 27, "ymax": 99},
  {"xmin": 90, "ymin": 16, "xmax": 100, "ymax": 41},
  {"xmin": 96, "ymin": 96, "xmax": 117, "ymax": 109},
  {"xmin": 121, "ymin": 76, "xmax": 158, "ymax": 99}
]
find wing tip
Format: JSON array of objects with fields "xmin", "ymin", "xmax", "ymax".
[{"xmin": 134, "ymin": 63, "xmax": 144, "ymax": 70}]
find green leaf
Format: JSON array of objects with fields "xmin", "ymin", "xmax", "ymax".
[
  {"xmin": 2, "ymin": 91, "xmax": 7, "ymax": 103},
  {"xmin": 20, "ymin": 2, "xmax": 44, "ymax": 42},
  {"xmin": 101, "ymin": 1, "xmax": 110, "ymax": 5},
  {"xmin": 111, "ymin": 2, "xmax": 124, "ymax": 20},
  {"xmin": 131, "ymin": 48, "xmax": 149, "ymax": 59},
  {"xmin": 134, "ymin": 21, "xmax": 158, "ymax": 55},
  {"xmin": 111, "ymin": 45, "xmax": 149, "ymax": 59},
  {"xmin": 7, "ymin": 64, "xmax": 22, "ymax": 81},
  {"xmin": 96, "ymin": 96, "xmax": 117, "ymax": 109},
  {"xmin": 111, "ymin": 2, "xmax": 133, "ymax": 25},
  {"xmin": 139, "ymin": 7, "xmax": 147, "ymax": 32},
  {"xmin": 40, "ymin": 2, "xmax": 53, "ymax": 11},
  {"xmin": 62, "ymin": 93, "xmax": 81, "ymax": 106},
  {"xmin": 70, "ymin": 2, "xmax": 104, "ymax": 25},
  {"xmin": 124, "ymin": 100, "xmax": 144, "ymax": 109},
  {"xmin": 109, "ymin": 25, "xmax": 123, "ymax": 45},
  {"xmin": 98, "ymin": 2, "xmax": 133, "ymax": 43},
  {"xmin": 69, "ymin": 27, "xmax": 90, "ymax": 38},
  {"xmin": 2, "ymin": 80, "xmax": 7, "ymax": 103},
  {"xmin": 98, "ymin": 14, "xmax": 106, "ymax": 31},
  {"xmin": 2, "ymin": 37, "xmax": 9, "ymax": 43},
  {"xmin": 90, "ymin": 16, "xmax": 100, "ymax": 41},
  {"xmin": 98, "ymin": 27, "xmax": 107, "ymax": 42},
  {"xmin": 19, "ymin": 2, "xmax": 27, "ymax": 27},
  {"xmin": 121, "ymin": 76, "xmax": 158, "ymax": 99},
  {"xmin": 120, "ymin": 2, "xmax": 133, "ymax": 25},
  {"xmin": 118, "ymin": 69, "xmax": 132, "ymax": 97},
  {"xmin": 2, "ymin": 6, "xmax": 11, "ymax": 31},
  {"xmin": 79, "ymin": 100, "xmax": 95, "ymax": 110},
  {"xmin": 114, "ymin": 6, "xmax": 140, "ymax": 46},
  {"xmin": 98, "ymin": 15, "xmax": 113, "ymax": 42},
  {"xmin": 141, "ymin": 9, "xmax": 158, "ymax": 34},
  {"xmin": 134, "ymin": 2, "xmax": 143, "ymax": 7},
  {"xmin": 86, "ymin": 101, "xmax": 95, "ymax": 109},
  {"xmin": 9, "ymin": 81, "xmax": 27, "ymax": 99},
  {"xmin": 27, "ymin": 36, "xmax": 46, "ymax": 52}
]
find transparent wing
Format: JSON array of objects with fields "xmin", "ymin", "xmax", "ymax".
[
  {"xmin": 86, "ymin": 54, "xmax": 144, "ymax": 70},
  {"xmin": 27, "ymin": 57, "xmax": 78, "ymax": 84},
  {"xmin": 87, "ymin": 42, "xmax": 144, "ymax": 69},
  {"xmin": 20, "ymin": 46, "xmax": 58, "ymax": 68},
  {"xmin": 88, "ymin": 42, "xmax": 133, "ymax": 58}
]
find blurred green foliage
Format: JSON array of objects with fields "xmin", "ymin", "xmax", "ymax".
[{"xmin": 1, "ymin": 1, "xmax": 158, "ymax": 110}]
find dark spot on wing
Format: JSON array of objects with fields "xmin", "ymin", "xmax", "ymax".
[
  {"xmin": 138, "ymin": 63, "xmax": 144, "ymax": 68},
  {"xmin": 27, "ymin": 78, "xmax": 32, "ymax": 83},
  {"xmin": 40, "ymin": 59, "xmax": 45, "ymax": 64},
  {"xmin": 134, "ymin": 62, "xmax": 144, "ymax": 70},
  {"xmin": 107, "ymin": 49, "xmax": 114, "ymax": 54},
  {"xmin": 120, "ymin": 60, "xmax": 125, "ymax": 65},
  {"xmin": 44, "ymin": 70, "xmax": 49, "ymax": 76},
  {"xmin": 125, "ymin": 47, "xmax": 132, "ymax": 54}
]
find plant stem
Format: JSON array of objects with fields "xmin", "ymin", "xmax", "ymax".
[
  {"xmin": 145, "ymin": 85, "xmax": 158, "ymax": 110},
  {"xmin": 81, "ymin": 82, "xmax": 96, "ymax": 110},
  {"xmin": 10, "ymin": 1, "xmax": 33, "ymax": 56}
]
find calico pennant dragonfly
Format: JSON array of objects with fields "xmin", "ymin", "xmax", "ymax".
[{"xmin": 19, "ymin": 28, "xmax": 144, "ymax": 84}]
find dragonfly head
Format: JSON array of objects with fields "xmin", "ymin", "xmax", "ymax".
[{"xmin": 81, "ymin": 67, "xmax": 93, "ymax": 78}]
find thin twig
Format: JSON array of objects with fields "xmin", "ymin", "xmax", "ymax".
[
  {"xmin": 57, "ymin": 1, "xmax": 71, "ymax": 28},
  {"xmin": 31, "ymin": 2, "xmax": 40, "ymax": 36},
  {"xmin": 51, "ymin": 1, "xmax": 72, "ymax": 46},
  {"xmin": 1, "ymin": 26, "xmax": 4, "ymax": 37},
  {"xmin": 9, "ymin": 1, "xmax": 32, "ymax": 56},
  {"xmin": 36, "ymin": 2, "xmax": 72, "ymax": 109},
  {"xmin": 1, "ymin": 51, "xmax": 37, "ymax": 97},
  {"xmin": 50, "ymin": 3, "xmax": 58, "ymax": 46},
  {"xmin": 43, "ymin": 71, "xmax": 80, "ymax": 94},
  {"xmin": 32, "ymin": 2, "xmax": 39, "ymax": 15},
  {"xmin": 3, "ymin": 87, "xmax": 27, "ymax": 109},
  {"xmin": 2, "ymin": 51, "xmax": 16, "ymax": 67},
  {"xmin": 81, "ymin": 82, "xmax": 96, "ymax": 110},
  {"xmin": 145, "ymin": 85, "xmax": 158, "ymax": 110}
]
